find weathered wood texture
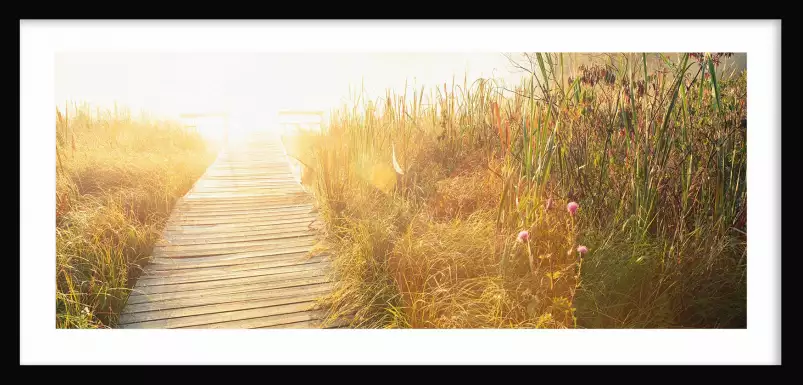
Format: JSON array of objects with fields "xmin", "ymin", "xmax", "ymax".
[{"xmin": 118, "ymin": 132, "xmax": 333, "ymax": 329}]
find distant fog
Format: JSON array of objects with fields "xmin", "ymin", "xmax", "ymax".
[{"xmin": 56, "ymin": 52, "xmax": 746, "ymax": 131}]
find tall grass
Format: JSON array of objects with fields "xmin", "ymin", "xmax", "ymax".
[
  {"xmin": 294, "ymin": 53, "xmax": 746, "ymax": 328},
  {"xmin": 56, "ymin": 103, "xmax": 217, "ymax": 328}
]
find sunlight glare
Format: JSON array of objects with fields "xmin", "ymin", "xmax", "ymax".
[{"xmin": 55, "ymin": 53, "xmax": 526, "ymax": 141}]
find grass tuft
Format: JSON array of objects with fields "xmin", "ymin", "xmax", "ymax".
[
  {"xmin": 56, "ymin": 103, "xmax": 217, "ymax": 328},
  {"xmin": 296, "ymin": 53, "xmax": 746, "ymax": 329}
]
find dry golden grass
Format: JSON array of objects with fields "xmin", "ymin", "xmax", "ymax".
[
  {"xmin": 56, "ymin": 104, "xmax": 217, "ymax": 328},
  {"xmin": 302, "ymin": 53, "xmax": 746, "ymax": 329}
]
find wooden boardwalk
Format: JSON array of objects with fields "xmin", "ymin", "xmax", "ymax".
[{"xmin": 118, "ymin": 132, "xmax": 335, "ymax": 329}]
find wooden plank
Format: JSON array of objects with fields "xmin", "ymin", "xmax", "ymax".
[
  {"xmin": 210, "ymin": 165, "xmax": 291, "ymax": 168},
  {"xmin": 207, "ymin": 165, "xmax": 292, "ymax": 170},
  {"xmin": 152, "ymin": 243, "xmax": 319, "ymax": 260},
  {"xmin": 202, "ymin": 172, "xmax": 295, "ymax": 176},
  {"xmin": 183, "ymin": 311, "xmax": 325, "ymax": 329},
  {"xmin": 197, "ymin": 172, "xmax": 295, "ymax": 178},
  {"xmin": 186, "ymin": 185, "xmax": 302, "ymax": 192},
  {"xmin": 173, "ymin": 202, "xmax": 313, "ymax": 212},
  {"xmin": 205, "ymin": 166, "xmax": 294, "ymax": 170},
  {"xmin": 148, "ymin": 247, "xmax": 322, "ymax": 265},
  {"xmin": 166, "ymin": 214, "xmax": 317, "ymax": 227},
  {"xmin": 157, "ymin": 230, "xmax": 316, "ymax": 247},
  {"xmin": 203, "ymin": 169, "xmax": 292, "ymax": 174},
  {"xmin": 135, "ymin": 261, "xmax": 327, "ymax": 287},
  {"xmin": 177, "ymin": 192, "xmax": 309, "ymax": 203},
  {"xmin": 148, "ymin": 247, "xmax": 322, "ymax": 268},
  {"xmin": 170, "ymin": 214, "xmax": 319, "ymax": 226},
  {"xmin": 185, "ymin": 188, "xmax": 302, "ymax": 195},
  {"xmin": 145, "ymin": 251, "xmax": 320, "ymax": 271},
  {"xmin": 170, "ymin": 205, "xmax": 314, "ymax": 219},
  {"xmin": 201, "ymin": 174, "xmax": 301, "ymax": 180},
  {"xmin": 141, "ymin": 258, "xmax": 328, "ymax": 282},
  {"xmin": 200, "ymin": 174, "xmax": 297, "ymax": 179},
  {"xmin": 158, "ymin": 229, "xmax": 321, "ymax": 245},
  {"xmin": 196, "ymin": 176, "xmax": 298, "ymax": 181},
  {"xmin": 152, "ymin": 245, "xmax": 317, "ymax": 260},
  {"xmin": 184, "ymin": 188, "xmax": 304, "ymax": 195},
  {"xmin": 192, "ymin": 182, "xmax": 301, "ymax": 189},
  {"xmin": 166, "ymin": 217, "xmax": 319, "ymax": 228},
  {"xmin": 183, "ymin": 193, "xmax": 304, "ymax": 200},
  {"xmin": 129, "ymin": 268, "xmax": 329, "ymax": 296},
  {"xmin": 201, "ymin": 173, "xmax": 294, "ymax": 177},
  {"xmin": 159, "ymin": 225, "xmax": 317, "ymax": 243},
  {"xmin": 152, "ymin": 238, "xmax": 318, "ymax": 258},
  {"xmin": 119, "ymin": 301, "xmax": 319, "ymax": 329},
  {"xmin": 213, "ymin": 157, "xmax": 289, "ymax": 161},
  {"xmin": 122, "ymin": 283, "xmax": 333, "ymax": 314},
  {"xmin": 176, "ymin": 200, "xmax": 310, "ymax": 208},
  {"xmin": 263, "ymin": 317, "xmax": 350, "ymax": 329},
  {"xmin": 191, "ymin": 179, "xmax": 298, "ymax": 184},
  {"xmin": 263, "ymin": 320, "xmax": 323, "ymax": 329},
  {"xmin": 188, "ymin": 183, "xmax": 303, "ymax": 191},
  {"xmin": 154, "ymin": 235, "xmax": 317, "ymax": 253},
  {"xmin": 166, "ymin": 220, "xmax": 320, "ymax": 232},
  {"xmin": 161, "ymin": 226, "xmax": 318, "ymax": 242},
  {"xmin": 126, "ymin": 275, "xmax": 332, "ymax": 305},
  {"xmin": 165, "ymin": 216, "xmax": 318, "ymax": 231},
  {"xmin": 205, "ymin": 311, "xmax": 328, "ymax": 329},
  {"xmin": 146, "ymin": 254, "xmax": 322, "ymax": 273},
  {"xmin": 167, "ymin": 212, "xmax": 316, "ymax": 223},
  {"xmin": 119, "ymin": 292, "xmax": 325, "ymax": 325},
  {"xmin": 174, "ymin": 200, "xmax": 313, "ymax": 210},
  {"xmin": 192, "ymin": 183, "xmax": 298, "ymax": 188},
  {"xmin": 141, "ymin": 255, "xmax": 325, "ymax": 278},
  {"xmin": 180, "ymin": 309, "xmax": 327, "ymax": 329},
  {"xmin": 164, "ymin": 220, "xmax": 318, "ymax": 234}
]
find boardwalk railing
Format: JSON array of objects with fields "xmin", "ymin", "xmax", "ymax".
[
  {"xmin": 278, "ymin": 110, "xmax": 324, "ymax": 135},
  {"xmin": 278, "ymin": 110, "xmax": 325, "ymax": 187}
]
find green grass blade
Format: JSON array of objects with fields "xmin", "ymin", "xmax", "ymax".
[{"xmin": 708, "ymin": 56, "xmax": 722, "ymax": 114}]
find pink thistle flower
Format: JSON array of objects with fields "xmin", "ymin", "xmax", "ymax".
[
  {"xmin": 517, "ymin": 230, "xmax": 530, "ymax": 243},
  {"xmin": 567, "ymin": 201, "xmax": 579, "ymax": 216},
  {"xmin": 577, "ymin": 245, "xmax": 589, "ymax": 255}
]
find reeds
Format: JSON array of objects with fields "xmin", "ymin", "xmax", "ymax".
[
  {"xmin": 299, "ymin": 53, "xmax": 746, "ymax": 328},
  {"xmin": 55, "ymin": 103, "xmax": 216, "ymax": 328}
]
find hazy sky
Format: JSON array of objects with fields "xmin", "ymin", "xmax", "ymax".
[
  {"xmin": 55, "ymin": 52, "xmax": 746, "ymax": 135},
  {"xmin": 55, "ymin": 52, "xmax": 526, "ymax": 128}
]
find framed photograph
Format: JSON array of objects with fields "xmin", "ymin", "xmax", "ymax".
[{"xmin": 20, "ymin": 19, "xmax": 781, "ymax": 365}]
